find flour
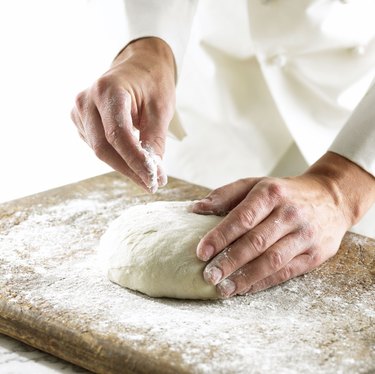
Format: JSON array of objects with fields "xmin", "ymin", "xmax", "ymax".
[
  {"xmin": 0, "ymin": 175, "xmax": 374, "ymax": 374},
  {"xmin": 142, "ymin": 144, "xmax": 160, "ymax": 193},
  {"xmin": 98, "ymin": 95, "xmax": 165, "ymax": 194},
  {"xmin": 141, "ymin": 143, "xmax": 167, "ymax": 193}
]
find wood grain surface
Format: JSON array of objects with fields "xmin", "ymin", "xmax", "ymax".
[{"xmin": 0, "ymin": 172, "xmax": 374, "ymax": 374}]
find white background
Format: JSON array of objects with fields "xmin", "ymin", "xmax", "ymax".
[{"xmin": 0, "ymin": 0, "xmax": 127, "ymax": 203}]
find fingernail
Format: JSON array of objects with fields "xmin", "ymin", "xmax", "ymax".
[
  {"xmin": 199, "ymin": 196, "xmax": 213, "ymax": 204},
  {"xmin": 158, "ymin": 168, "xmax": 168, "ymax": 187},
  {"xmin": 198, "ymin": 244, "xmax": 214, "ymax": 261},
  {"xmin": 149, "ymin": 183, "xmax": 158, "ymax": 194},
  {"xmin": 204, "ymin": 266, "xmax": 222, "ymax": 285},
  {"xmin": 158, "ymin": 175, "xmax": 168, "ymax": 187},
  {"xmin": 193, "ymin": 199, "xmax": 215, "ymax": 214},
  {"xmin": 193, "ymin": 196, "xmax": 212, "ymax": 208},
  {"xmin": 192, "ymin": 205, "xmax": 215, "ymax": 215},
  {"xmin": 217, "ymin": 279, "xmax": 236, "ymax": 298}
]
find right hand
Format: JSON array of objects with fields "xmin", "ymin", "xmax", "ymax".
[{"xmin": 71, "ymin": 37, "xmax": 176, "ymax": 192}]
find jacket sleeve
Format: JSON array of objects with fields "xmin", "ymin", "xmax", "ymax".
[
  {"xmin": 122, "ymin": 0, "xmax": 198, "ymax": 139},
  {"xmin": 123, "ymin": 0, "xmax": 198, "ymax": 76},
  {"xmin": 329, "ymin": 78, "xmax": 375, "ymax": 177}
]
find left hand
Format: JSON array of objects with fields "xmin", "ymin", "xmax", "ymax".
[{"xmin": 193, "ymin": 152, "xmax": 375, "ymax": 297}]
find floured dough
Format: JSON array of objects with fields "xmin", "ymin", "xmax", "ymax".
[{"xmin": 99, "ymin": 201, "xmax": 223, "ymax": 299}]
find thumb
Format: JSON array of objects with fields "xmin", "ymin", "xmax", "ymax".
[
  {"xmin": 193, "ymin": 178, "xmax": 261, "ymax": 215},
  {"xmin": 139, "ymin": 101, "xmax": 171, "ymax": 157}
]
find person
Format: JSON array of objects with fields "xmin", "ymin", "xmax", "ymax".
[{"xmin": 71, "ymin": 0, "xmax": 375, "ymax": 298}]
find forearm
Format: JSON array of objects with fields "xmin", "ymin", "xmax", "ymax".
[{"xmin": 305, "ymin": 151, "xmax": 375, "ymax": 227}]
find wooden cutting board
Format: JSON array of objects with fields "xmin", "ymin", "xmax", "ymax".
[{"xmin": 0, "ymin": 172, "xmax": 374, "ymax": 374}]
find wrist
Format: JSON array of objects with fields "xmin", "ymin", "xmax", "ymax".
[
  {"xmin": 113, "ymin": 37, "xmax": 176, "ymax": 81},
  {"xmin": 304, "ymin": 152, "xmax": 375, "ymax": 227}
]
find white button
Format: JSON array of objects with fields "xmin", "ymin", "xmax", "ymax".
[
  {"xmin": 350, "ymin": 45, "xmax": 366, "ymax": 55},
  {"xmin": 268, "ymin": 53, "xmax": 288, "ymax": 67}
]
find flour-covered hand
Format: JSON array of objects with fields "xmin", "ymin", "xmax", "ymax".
[
  {"xmin": 71, "ymin": 37, "xmax": 175, "ymax": 192},
  {"xmin": 193, "ymin": 152, "xmax": 375, "ymax": 297}
]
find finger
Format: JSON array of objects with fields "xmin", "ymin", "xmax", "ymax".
[
  {"xmin": 82, "ymin": 101, "xmax": 148, "ymax": 190},
  {"xmin": 73, "ymin": 92, "xmax": 97, "ymax": 145},
  {"xmin": 141, "ymin": 144, "xmax": 167, "ymax": 190},
  {"xmin": 70, "ymin": 107, "xmax": 89, "ymax": 144},
  {"xmin": 138, "ymin": 98, "xmax": 171, "ymax": 157},
  {"xmin": 70, "ymin": 107, "xmax": 85, "ymax": 134},
  {"xmin": 94, "ymin": 88, "xmax": 153, "ymax": 188},
  {"xmin": 72, "ymin": 113, "xmax": 85, "ymax": 139},
  {"xmin": 243, "ymin": 253, "xmax": 315, "ymax": 294},
  {"xmin": 77, "ymin": 129, "xmax": 88, "ymax": 143},
  {"xmin": 216, "ymin": 232, "xmax": 304, "ymax": 298},
  {"xmin": 138, "ymin": 99, "xmax": 171, "ymax": 188},
  {"xmin": 196, "ymin": 183, "xmax": 277, "ymax": 261},
  {"xmin": 203, "ymin": 210, "xmax": 293, "ymax": 285},
  {"xmin": 156, "ymin": 158, "xmax": 168, "ymax": 187},
  {"xmin": 193, "ymin": 178, "xmax": 260, "ymax": 215}
]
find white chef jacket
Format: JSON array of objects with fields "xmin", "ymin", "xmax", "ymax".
[{"xmin": 122, "ymin": 0, "xmax": 375, "ymax": 237}]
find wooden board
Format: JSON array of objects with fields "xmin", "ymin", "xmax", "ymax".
[{"xmin": 0, "ymin": 172, "xmax": 374, "ymax": 374}]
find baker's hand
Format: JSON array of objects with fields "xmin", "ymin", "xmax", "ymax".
[
  {"xmin": 193, "ymin": 152, "xmax": 375, "ymax": 297},
  {"xmin": 71, "ymin": 37, "xmax": 176, "ymax": 193}
]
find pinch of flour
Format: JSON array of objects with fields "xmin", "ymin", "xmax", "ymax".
[{"xmin": 142, "ymin": 144, "xmax": 166, "ymax": 193}]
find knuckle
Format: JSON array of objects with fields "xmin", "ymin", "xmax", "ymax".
[
  {"xmin": 282, "ymin": 205, "xmax": 300, "ymax": 223},
  {"xmin": 233, "ymin": 208, "xmax": 256, "ymax": 229},
  {"xmin": 104, "ymin": 125, "xmax": 119, "ymax": 145},
  {"xmin": 267, "ymin": 250, "xmax": 284, "ymax": 271},
  {"xmin": 207, "ymin": 188, "xmax": 223, "ymax": 201},
  {"xmin": 300, "ymin": 224, "xmax": 314, "ymax": 241},
  {"xmin": 92, "ymin": 141, "xmax": 109, "ymax": 160},
  {"xmin": 74, "ymin": 91, "xmax": 87, "ymax": 112},
  {"xmin": 93, "ymin": 76, "xmax": 113, "ymax": 98},
  {"xmin": 263, "ymin": 179, "xmax": 284, "ymax": 200},
  {"xmin": 213, "ymin": 229, "xmax": 228, "ymax": 249},
  {"xmin": 279, "ymin": 265, "xmax": 292, "ymax": 282},
  {"xmin": 219, "ymin": 251, "xmax": 237, "ymax": 272},
  {"xmin": 245, "ymin": 231, "xmax": 266, "ymax": 254}
]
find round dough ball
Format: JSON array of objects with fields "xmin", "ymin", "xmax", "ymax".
[{"xmin": 99, "ymin": 201, "xmax": 223, "ymax": 299}]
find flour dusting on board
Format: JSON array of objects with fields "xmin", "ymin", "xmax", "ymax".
[{"xmin": 0, "ymin": 174, "xmax": 374, "ymax": 374}]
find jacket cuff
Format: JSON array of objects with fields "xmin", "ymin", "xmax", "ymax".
[
  {"xmin": 329, "ymin": 78, "xmax": 375, "ymax": 177},
  {"xmin": 123, "ymin": 0, "xmax": 198, "ymax": 77}
]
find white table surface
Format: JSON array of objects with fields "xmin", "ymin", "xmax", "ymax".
[{"xmin": 0, "ymin": 334, "xmax": 89, "ymax": 374}]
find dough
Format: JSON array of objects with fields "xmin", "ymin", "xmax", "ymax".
[{"xmin": 99, "ymin": 201, "xmax": 223, "ymax": 299}]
